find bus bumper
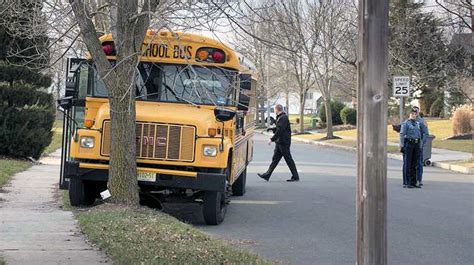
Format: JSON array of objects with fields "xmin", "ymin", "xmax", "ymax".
[{"xmin": 64, "ymin": 161, "xmax": 227, "ymax": 192}]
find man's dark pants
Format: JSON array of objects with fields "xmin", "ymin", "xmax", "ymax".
[
  {"xmin": 265, "ymin": 143, "xmax": 299, "ymax": 179},
  {"xmin": 403, "ymin": 140, "xmax": 420, "ymax": 186}
]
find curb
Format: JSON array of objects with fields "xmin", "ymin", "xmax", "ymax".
[
  {"xmin": 256, "ymin": 130, "xmax": 472, "ymax": 174},
  {"xmin": 432, "ymin": 161, "xmax": 474, "ymax": 174},
  {"xmin": 293, "ymin": 136, "xmax": 357, "ymax": 152}
]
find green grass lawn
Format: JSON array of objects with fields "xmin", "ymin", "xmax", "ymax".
[
  {"xmin": 74, "ymin": 204, "xmax": 272, "ymax": 265},
  {"xmin": 432, "ymin": 139, "xmax": 473, "ymax": 153},
  {"xmin": 324, "ymin": 139, "xmax": 357, "ymax": 148},
  {"xmin": 296, "ymin": 132, "xmax": 327, "ymax": 140},
  {"xmin": 297, "ymin": 119, "xmax": 472, "ymax": 153},
  {"xmin": 0, "ymin": 159, "xmax": 31, "ymax": 188},
  {"xmin": 0, "ymin": 120, "xmax": 63, "ymax": 188},
  {"xmin": 288, "ymin": 114, "xmax": 317, "ymax": 130},
  {"xmin": 386, "ymin": 145, "xmax": 401, "ymax": 153},
  {"xmin": 294, "ymin": 135, "xmax": 401, "ymax": 154}
]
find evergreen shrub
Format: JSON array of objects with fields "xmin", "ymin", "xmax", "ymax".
[
  {"xmin": 340, "ymin": 107, "xmax": 357, "ymax": 125},
  {"xmin": 0, "ymin": 85, "xmax": 55, "ymax": 159},
  {"xmin": 319, "ymin": 101, "xmax": 345, "ymax": 125}
]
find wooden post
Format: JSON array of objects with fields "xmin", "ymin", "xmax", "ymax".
[
  {"xmin": 356, "ymin": 1, "xmax": 389, "ymax": 265},
  {"xmin": 399, "ymin": 97, "xmax": 404, "ymax": 123}
]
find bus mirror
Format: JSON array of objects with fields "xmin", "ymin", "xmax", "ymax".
[
  {"xmin": 240, "ymin": 74, "xmax": 251, "ymax": 90},
  {"xmin": 237, "ymin": 93, "xmax": 250, "ymax": 111},
  {"xmin": 65, "ymin": 79, "xmax": 77, "ymax": 98},
  {"xmin": 58, "ymin": 96, "xmax": 74, "ymax": 110},
  {"xmin": 65, "ymin": 58, "xmax": 86, "ymax": 98},
  {"xmin": 214, "ymin": 108, "xmax": 236, "ymax": 122}
]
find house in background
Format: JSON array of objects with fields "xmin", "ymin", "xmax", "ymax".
[
  {"xmin": 271, "ymin": 89, "xmax": 353, "ymax": 116},
  {"xmin": 271, "ymin": 90, "xmax": 323, "ymax": 115}
]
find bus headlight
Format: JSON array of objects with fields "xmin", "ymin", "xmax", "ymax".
[
  {"xmin": 203, "ymin": 145, "xmax": 217, "ymax": 157},
  {"xmin": 80, "ymin": 137, "xmax": 95, "ymax": 148}
]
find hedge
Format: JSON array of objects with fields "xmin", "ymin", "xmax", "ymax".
[
  {"xmin": 0, "ymin": 85, "xmax": 55, "ymax": 159},
  {"xmin": 319, "ymin": 100, "xmax": 345, "ymax": 125},
  {"xmin": 340, "ymin": 107, "xmax": 357, "ymax": 125}
]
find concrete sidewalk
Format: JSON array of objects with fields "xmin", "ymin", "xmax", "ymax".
[{"xmin": 0, "ymin": 150, "xmax": 109, "ymax": 264}]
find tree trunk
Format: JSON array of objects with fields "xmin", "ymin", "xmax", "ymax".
[
  {"xmin": 70, "ymin": 0, "xmax": 158, "ymax": 206},
  {"xmin": 286, "ymin": 90, "xmax": 290, "ymax": 113},
  {"xmin": 106, "ymin": 63, "xmax": 139, "ymax": 206},
  {"xmin": 299, "ymin": 94, "xmax": 305, "ymax": 133},
  {"xmin": 324, "ymin": 97, "xmax": 334, "ymax": 138},
  {"xmin": 258, "ymin": 98, "xmax": 265, "ymax": 127}
]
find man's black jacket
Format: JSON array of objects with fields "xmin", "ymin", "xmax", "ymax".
[{"xmin": 270, "ymin": 112, "xmax": 291, "ymax": 145}]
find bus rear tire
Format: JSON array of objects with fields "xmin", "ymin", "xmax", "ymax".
[
  {"xmin": 232, "ymin": 167, "xmax": 246, "ymax": 196},
  {"xmin": 69, "ymin": 178, "xmax": 96, "ymax": 207},
  {"xmin": 203, "ymin": 191, "xmax": 226, "ymax": 225}
]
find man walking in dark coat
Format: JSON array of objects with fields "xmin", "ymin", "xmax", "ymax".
[{"xmin": 258, "ymin": 104, "xmax": 300, "ymax": 182}]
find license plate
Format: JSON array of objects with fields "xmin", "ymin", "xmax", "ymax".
[{"xmin": 137, "ymin": 172, "xmax": 156, "ymax": 182}]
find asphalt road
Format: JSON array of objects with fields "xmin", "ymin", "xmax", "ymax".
[{"xmin": 167, "ymin": 134, "xmax": 474, "ymax": 265}]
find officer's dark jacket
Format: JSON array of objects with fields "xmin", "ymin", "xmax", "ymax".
[{"xmin": 270, "ymin": 112, "xmax": 291, "ymax": 145}]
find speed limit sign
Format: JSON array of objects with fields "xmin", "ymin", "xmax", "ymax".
[{"xmin": 393, "ymin": 76, "xmax": 410, "ymax": 97}]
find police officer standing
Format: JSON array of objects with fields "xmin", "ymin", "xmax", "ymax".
[
  {"xmin": 413, "ymin": 106, "xmax": 429, "ymax": 186},
  {"xmin": 258, "ymin": 104, "xmax": 300, "ymax": 182},
  {"xmin": 400, "ymin": 108, "xmax": 422, "ymax": 188}
]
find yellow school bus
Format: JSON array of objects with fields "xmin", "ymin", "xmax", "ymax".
[{"xmin": 58, "ymin": 30, "xmax": 257, "ymax": 225}]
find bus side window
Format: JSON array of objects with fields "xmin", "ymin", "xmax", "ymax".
[
  {"xmin": 72, "ymin": 64, "xmax": 89, "ymax": 127},
  {"xmin": 77, "ymin": 64, "xmax": 89, "ymax": 99},
  {"xmin": 91, "ymin": 67, "xmax": 108, "ymax": 97}
]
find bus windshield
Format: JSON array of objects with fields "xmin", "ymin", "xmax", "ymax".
[{"xmin": 92, "ymin": 63, "xmax": 238, "ymax": 106}]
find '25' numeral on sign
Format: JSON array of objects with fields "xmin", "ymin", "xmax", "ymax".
[{"xmin": 395, "ymin": 86, "xmax": 408, "ymax": 95}]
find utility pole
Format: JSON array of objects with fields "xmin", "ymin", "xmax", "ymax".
[{"xmin": 356, "ymin": 0, "xmax": 389, "ymax": 264}]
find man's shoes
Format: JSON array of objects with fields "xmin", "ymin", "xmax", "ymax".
[
  {"xmin": 414, "ymin": 184, "xmax": 421, "ymax": 188},
  {"xmin": 407, "ymin": 185, "xmax": 415, "ymax": 189},
  {"xmin": 286, "ymin": 177, "xmax": 299, "ymax": 182},
  {"xmin": 257, "ymin": 173, "xmax": 270, "ymax": 181},
  {"xmin": 403, "ymin": 185, "xmax": 408, "ymax": 188}
]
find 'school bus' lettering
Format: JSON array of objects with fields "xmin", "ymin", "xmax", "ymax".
[{"xmin": 142, "ymin": 43, "xmax": 193, "ymax": 59}]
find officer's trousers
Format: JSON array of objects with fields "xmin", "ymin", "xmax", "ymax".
[
  {"xmin": 265, "ymin": 143, "xmax": 299, "ymax": 179},
  {"xmin": 403, "ymin": 141, "xmax": 420, "ymax": 186},
  {"xmin": 417, "ymin": 147, "xmax": 424, "ymax": 182}
]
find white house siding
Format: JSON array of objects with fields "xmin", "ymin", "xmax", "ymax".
[{"xmin": 272, "ymin": 91, "xmax": 323, "ymax": 115}]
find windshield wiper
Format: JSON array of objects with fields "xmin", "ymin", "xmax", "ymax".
[{"xmin": 135, "ymin": 92, "xmax": 160, "ymax": 100}]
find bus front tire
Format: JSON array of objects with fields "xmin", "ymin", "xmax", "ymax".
[
  {"xmin": 69, "ymin": 178, "xmax": 96, "ymax": 207},
  {"xmin": 203, "ymin": 191, "xmax": 226, "ymax": 225},
  {"xmin": 232, "ymin": 168, "xmax": 246, "ymax": 196}
]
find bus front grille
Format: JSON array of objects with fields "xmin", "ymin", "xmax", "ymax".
[{"xmin": 101, "ymin": 121, "xmax": 195, "ymax": 162}]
